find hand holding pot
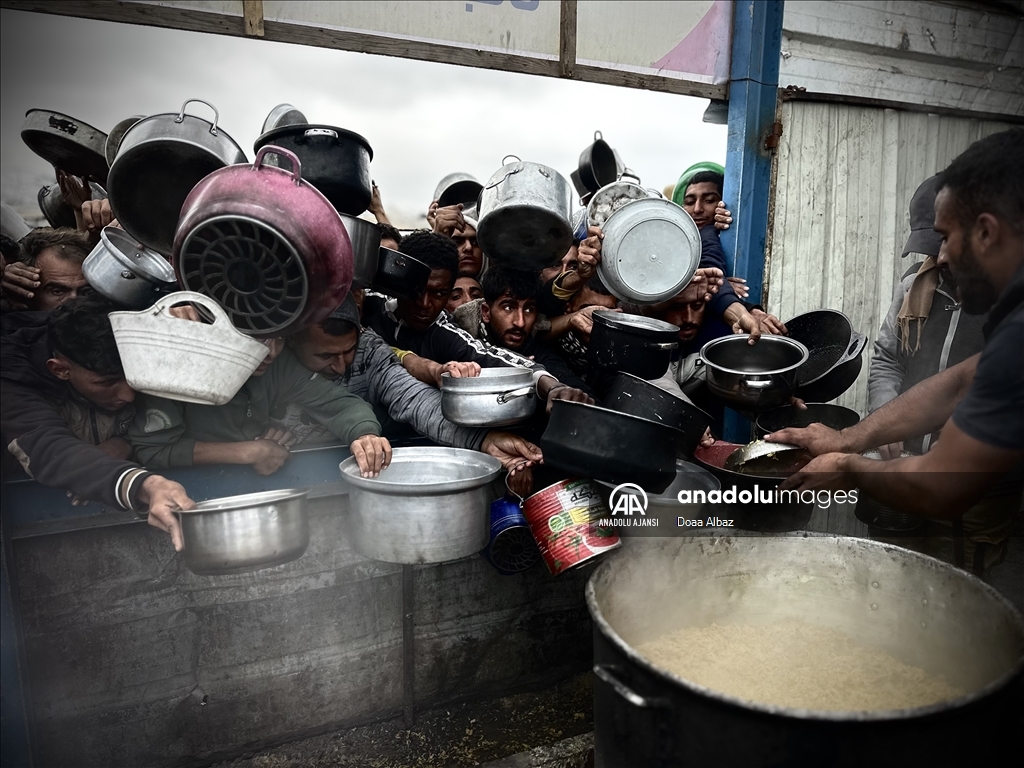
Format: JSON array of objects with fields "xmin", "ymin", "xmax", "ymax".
[
  {"xmin": 249, "ymin": 439, "xmax": 291, "ymax": 476},
  {"xmin": 350, "ymin": 434, "xmax": 393, "ymax": 478},
  {"xmin": 433, "ymin": 204, "xmax": 466, "ymax": 238},
  {"xmin": 766, "ymin": 422, "xmax": 853, "ymax": 458},
  {"xmin": 577, "ymin": 225, "xmax": 604, "ymax": 281},
  {"xmin": 56, "ymin": 168, "xmax": 91, "ymax": 211},
  {"xmin": 714, "ymin": 201, "xmax": 733, "ymax": 231},
  {"xmin": 138, "ymin": 475, "xmax": 195, "ymax": 552},
  {"xmin": 81, "ymin": 199, "xmax": 116, "ymax": 234},
  {"xmin": 542, "ymin": 380, "xmax": 594, "ymax": 414},
  {"xmin": 569, "ymin": 304, "xmax": 620, "ymax": 343},
  {"xmin": 481, "ymin": 430, "xmax": 543, "ymax": 475},
  {"xmin": 436, "ymin": 360, "xmax": 481, "ymax": 386}
]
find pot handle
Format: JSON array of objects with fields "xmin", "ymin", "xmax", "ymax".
[
  {"xmin": 593, "ymin": 665, "xmax": 670, "ymax": 709},
  {"xmin": 594, "ymin": 130, "xmax": 603, "ymax": 141},
  {"xmin": 841, "ymin": 332, "xmax": 868, "ymax": 362},
  {"xmin": 485, "ymin": 156, "xmax": 524, "ymax": 190},
  {"xmin": 148, "ymin": 290, "xmax": 232, "ymax": 326},
  {"xmin": 496, "ymin": 386, "xmax": 534, "ymax": 404},
  {"xmin": 644, "ymin": 341, "xmax": 679, "ymax": 350},
  {"xmin": 617, "ymin": 168, "xmax": 642, "ymax": 184},
  {"xmin": 254, "ymin": 145, "xmax": 303, "ymax": 185},
  {"xmin": 304, "ymin": 127, "xmax": 339, "ymax": 140},
  {"xmin": 175, "ymin": 99, "xmax": 220, "ymax": 136},
  {"xmin": 741, "ymin": 378, "xmax": 774, "ymax": 389}
]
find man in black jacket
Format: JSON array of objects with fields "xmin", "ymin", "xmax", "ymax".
[{"xmin": 1, "ymin": 295, "xmax": 195, "ymax": 549}]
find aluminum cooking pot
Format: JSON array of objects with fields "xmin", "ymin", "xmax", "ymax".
[
  {"xmin": 586, "ymin": 171, "xmax": 654, "ymax": 228},
  {"xmin": 434, "ymin": 172, "xmax": 483, "ymax": 208},
  {"xmin": 700, "ymin": 335, "xmax": 809, "ymax": 413},
  {"xmin": 597, "ymin": 197, "xmax": 700, "ymax": 305},
  {"xmin": 254, "ymin": 123, "xmax": 373, "ymax": 215},
  {"xmin": 602, "ymin": 372, "xmax": 711, "ymax": 458},
  {"xmin": 104, "ymin": 115, "xmax": 144, "ymax": 169},
  {"xmin": 477, "ymin": 155, "xmax": 573, "ymax": 270},
  {"xmin": 539, "ymin": 400, "xmax": 679, "ymax": 493},
  {"xmin": 441, "ymin": 367, "xmax": 536, "ymax": 427},
  {"xmin": 37, "ymin": 182, "xmax": 107, "ymax": 230},
  {"xmin": 173, "ymin": 145, "xmax": 353, "ymax": 337},
  {"xmin": 576, "ymin": 131, "xmax": 618, "ymax": 194},
  {"xmin": 107, "ymin": 99, "xmax": 247, "ymax": 255},
  {"xmin": 340, "ymin": 447, "xmax": 502, "ymax": 564},
  {"xmin": 372, "ymin": 246, "xmax": 431, "ymax": 300},
  {"xmin": 588, "ymin": 535, "xmax": 1024, "ymax": 767},
  {"xmin": 340, "ymin": 213, "xmax": 381, "ymax": 289},
  {"xmin": 82, "ymin": 226, "xmax": 177, "ymax": 308},
  {"xmin": 22, "ymin": 109, "xmax": 109, "ymax": 184},
  {"xmin": 587, "ymin": 311, "xmax": 679, "ymax": 381},
  {"xmin": 178, "ymin": 489, "xmax": 310, "ymax": 575}
]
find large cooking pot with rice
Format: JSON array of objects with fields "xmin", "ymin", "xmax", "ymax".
[{"xmin": 587, "ymin": 535, "xmax": 1024, "ymax": 768}]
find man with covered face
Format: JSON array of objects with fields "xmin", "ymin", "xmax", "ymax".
[{"xmin": 776, "ymin": 129, "xmax": 1024, "ymax": 526}]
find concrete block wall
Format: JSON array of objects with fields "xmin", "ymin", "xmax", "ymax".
[{"xmin": 12, "ymin": 496, "xmax": 593, "ymax": 767}]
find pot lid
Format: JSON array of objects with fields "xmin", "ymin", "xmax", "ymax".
[
  {"xmin": 599, "ymin": 198, "xmax": 700, "ymax": 304},
  {"xmin": 593, "ymin": 309, "xmax": 679, "ymax": 335},
  {"xmin": 101, "ymin": 227, "xmax": 176, "ymax": 284},
  {"xmin": 261, "ymin": 103, "xmax": 308, "ymax": 134}
]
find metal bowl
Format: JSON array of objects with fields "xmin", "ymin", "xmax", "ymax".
[
  {"xmin": 178, "ymin": 489, "xmax": 310, "ymax": 576},
  {"xmin": 340, "ymin": 447, "xmax": 502, "ymax": 564},
  {"xmin": 700, "ymin": 335, "xmax": 809, "ymax": 412}
]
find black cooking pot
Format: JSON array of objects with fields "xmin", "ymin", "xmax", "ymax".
[
  {"xmin": 691, "ymin": 442, "xmax": 814, "ymax": 531},
  {"xmin": 602, "ymin": 372, "xmax": 711, "ymax": 458},
  {"xmin": 587, "ymin": 311, "xmax": 679, "ymax": 381},
  {"xmin": 785, "ymin": 309, "xmax": 854, "ymax": 386},
  {"xmin": 372, "ymin": 247, "xmax": 431, "ymax": 300},
  {"xmin": 576, "ymin": 131, "xmax": 618, "ymax": 194},
  {"xmin": 254, "ymin": 124, "xmax": 373, "ymax": 215},
  {"xmin": 795, "ymin": 333, "xmax": 867, "ymax": 403},
  {"xmin": 37, "ymin": 182, "xmax": 108, "ymax": 229},
  {"xmin": 755, "ymin": 402, "xmax": 861, "ymax": 437},
  {"xmin": 539, "ymin": 400, "xmax": 678, "ymax": 493}
]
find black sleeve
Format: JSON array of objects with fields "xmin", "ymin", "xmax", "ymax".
[
  {"xmin": 1, "ymin": 381, "xmax": 149, "ymax": 509},
  {"xmin": 699, "ymin": 226, "xmax": 741, "ymax": 318},
  {"xmin": 951, "ymin": 310, "xmax": 1024, "ymax": 451}
]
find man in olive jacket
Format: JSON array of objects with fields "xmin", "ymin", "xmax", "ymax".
[{"xmin": 130, "ymin": 339, "xmax": 391, "ymax": 478}]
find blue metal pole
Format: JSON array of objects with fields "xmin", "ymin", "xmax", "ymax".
[{"xmin": 720, "ymin": 0, "xmax": 784, "ymax": 443}]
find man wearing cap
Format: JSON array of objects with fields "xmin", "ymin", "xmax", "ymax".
[{"xmin": 775, "ymin": 130, "xmax": 1024, "ymax": 539}]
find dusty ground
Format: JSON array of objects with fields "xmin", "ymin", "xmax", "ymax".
[{"xmin": 211, "ymin": 674, "xmax": 593, "ymax": 768}]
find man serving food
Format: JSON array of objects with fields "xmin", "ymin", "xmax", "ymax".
[{"xmin": 773, "ymin": 130, "xmax": 1023, "ymax": 521}]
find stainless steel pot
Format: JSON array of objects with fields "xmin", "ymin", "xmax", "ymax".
[
  {"xmin": 340, "ymin": 447, "xmax": 502, "ymax": 564},
  {"xmin": 340, "ymin": 213, "xmax": 381, "ymax": 289},
  {"xmin": 576, "ymin": 131, "xmax": 618, "ymax": 194},
  {"xmin": 434, "ymin": 172, "xmax": 483, "ymax": 208},
  {"xmin": 82, "ymin": 226, "xmax": 177, "ymax": 308},
  {"xmin": 38, "ymin": 182, "xmax": 107, "ymax": 229},
  {"xmin": 477, "ymin": 155, "xmax": 573, "ymax": 270},
  {"xmin": 588, "ymin": 535, "xmax": 1024, "ymax": 767},
  {"xmin": 586, "ymin": 172, "xmax": 654, "ymax": 228},
  {"xmin": 700, "ymin": 335, "xmax": 809, "ymax": 412},
  {"xmin": 107, "ymin": 99, "xmax": 247, "ymax": 255},
  {"xmin": 440, "ymin": 367, "xmax": 536, "ymax": 427},
  {"xmin": 597, "ymin": 197, "xmax": 700, "ymax": 305},
  {"xmin": 177, "ymin": 489, "xmax": 310, "ymax": 575},
  {"xmin": 104, "ymin": 115, "xmax": 144, "ymax": 169}
]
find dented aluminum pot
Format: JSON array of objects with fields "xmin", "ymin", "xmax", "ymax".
[
  {"xmin": 477, "ymin": 155, "xmax": 573, "ymax": 270},
  {"xmin": 440, "ymin": 367, "xmax": 536, "ymax": 427}
]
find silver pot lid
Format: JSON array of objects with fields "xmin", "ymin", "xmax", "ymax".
[
  {"xmin": 594, "ymin": 309, "xmax": 679, "ymax": 335},
  {"xmin": 598, "ymin": 197, "xmax": 700, "ymax": 305}
]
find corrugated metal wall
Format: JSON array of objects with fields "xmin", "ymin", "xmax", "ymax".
[{"xmin": 766, "ymin": 101, "xmax": 1013, "ymax": 414}]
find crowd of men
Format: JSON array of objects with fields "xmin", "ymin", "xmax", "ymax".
[{"xmin": 1, "ymin": 129, "xmax": 1021, "ymax": 575}]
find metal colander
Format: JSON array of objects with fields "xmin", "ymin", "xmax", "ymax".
[{"xmin": 176, "ymin": 215, "xmax": 308, "ymax": 335}]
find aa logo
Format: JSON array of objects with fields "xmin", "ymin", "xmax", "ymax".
[{"xmin": 609, "ymin": 483, "xmax": 648, "ymax": 516}]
